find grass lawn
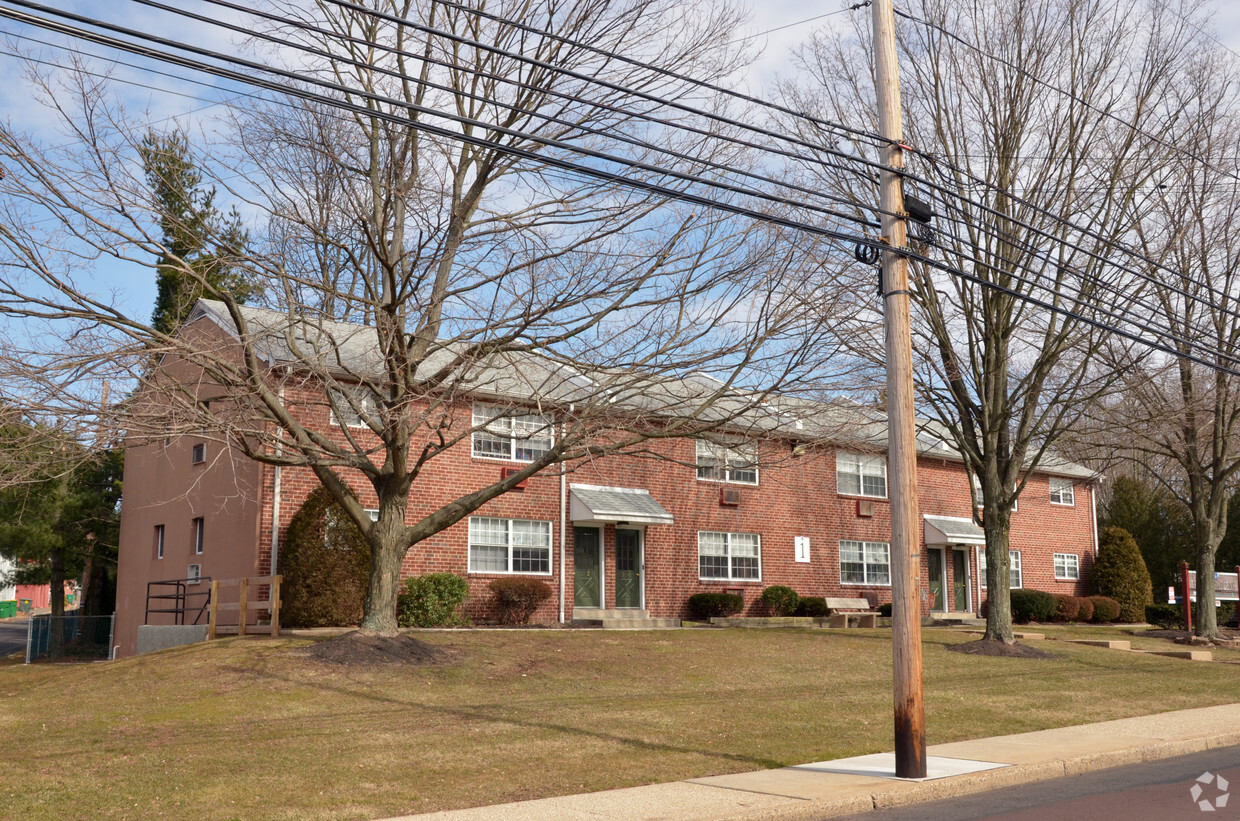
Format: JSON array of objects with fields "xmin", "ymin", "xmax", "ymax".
[{"xmin": 1, "ymin": 626, "xmax": 1236, "ymax": 821}]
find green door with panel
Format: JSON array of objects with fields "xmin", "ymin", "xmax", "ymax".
[
  {"xmin": 952, "ymin": 549, "xmax": 969, "ymax": 612},
  {"xmin": 927, "ymin": 549, "xmax": 945, "ymax": 612},
  {"xmin": 615, "ymin": 530, "xmax": 642, "ymax": 609},
  {"xmin": 574, "ymin": 527, "xmax": 601, "ymax": 608}
]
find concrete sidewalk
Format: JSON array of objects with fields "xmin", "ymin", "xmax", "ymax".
[{"xmin": 385, "ymin": 703, "xmax": 1240, "ymax": 821}]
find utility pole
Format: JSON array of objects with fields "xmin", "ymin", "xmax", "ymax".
[{"xmin": 871, "ymin": 0, "xmax": 926, "ymax": 779}]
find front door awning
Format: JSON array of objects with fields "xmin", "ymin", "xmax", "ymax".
[
  {"xmin": 924, "ymin": 515, "xmax": 985, "ymax": 546},
  {"xmin": 569, "ymin": 484, "xmax": 673, "ymax": 526}
]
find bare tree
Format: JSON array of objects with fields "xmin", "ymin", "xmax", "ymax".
[
  {"xmin": 1098, "ymin": 48, "xmax": 1240, "ymax": 638},
  {"xmin": 0, "ymin": 1, "xmax": 860, "ymax": 634},
  {"xmin": 783, "ymin": 0, "xmax": 1210, "ymax": 641}
]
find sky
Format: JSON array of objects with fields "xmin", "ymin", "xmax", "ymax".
[{"xmin": 0, "ymin": 0, "xmax": 1239, "ymax": 322}]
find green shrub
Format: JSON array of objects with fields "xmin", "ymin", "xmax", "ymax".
[
  {"xmin": 687, "ymin": 592, "xmax": 744, "ymax": 619},
  {"xmin": 1092, "ymin": 527, "xmax": 1154, "ymax": 622},
  {"xmin": 760, "ymin": 585, "xmax": 800, "ymax": 616},
  {"xmin": 280, "ymin": 488, "xmax": 372, "ymax": 628},
  {"xmin": 878, "ymin": 602, "xmax": 893, "ymax": 617},
  {"xmin": 1053, "ymin": 594, "xmax": 1081, "ymax": 622},
  {"xmin": 1145, "ymin": 603, "xmax": 1182, "ymax": 629},
  {"xmin": 398, "ymin": 573, "xmax": 470, "ymax": 628},
  {"xmin": 1076, "ymin": 596, "xmax": 1094, "ymax": 622},
  {"xmin": 794, "ymin": 596, "xmax": 829, "ymax": 617},
  {"xmin": 1088, "ymin": 595, "xmax": 1121, "ymax": 623},
  {"xmin": 1218, "ymin": 601, "xmax": 1237, "ymax": 628},
  {"xmin": 1009, "ymin": 589, "xmax": 1057, "ymax": 623},
  {"xmin": 489, "ymin": 577, "xmax": 552, "ymax": 625}
]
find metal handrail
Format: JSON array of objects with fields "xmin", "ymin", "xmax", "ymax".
[{"xmin": 145, "ymin": 577, "xmax": 213, "ymax": 626}]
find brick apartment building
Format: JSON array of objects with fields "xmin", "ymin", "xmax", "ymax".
[{"xmin": 114, "ymin": 301, "xmax": 1099, "ymax": 656}]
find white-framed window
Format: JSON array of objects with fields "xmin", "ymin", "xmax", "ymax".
[
  {"xmin": 979, "ymin": 549, "xmax": 1022, "ymax": 589},
  {"xmin": 794, "ymin": 536, "xmax": 811, "ymax": 563},
  {"xmin": 154, "ymin": 524, "xmax": 165, "ymax": 560},
  {"xmin": 187, "ymin": 563, "xmax": 202, "ymax": 584},
  {"xmin": 837, "ymin": 452, "xmax": 887, "ymax": 498},
  {"xmin": 192, "ymin": 517, "xmax": 204, "ymax": 555},
  {"xmin": 468, "ymin": 517, "xmax": 552, "ymax": 575},
  {"xmin": 839, "ymin": 540, "xmax": 891, "ymax": 585},
  {"xmin": 329, "ymin": 385, "xmax": 377, "ymax": 429},
  {"xmin": 695, "ymin": 439, "xmax": 758, "ymax": 485},
  {"xmin": 698, "ymin": 531, "xmax": 761, "ymax": 581},
  {"xmin": 191, "ymin": 443, "xmax": 206, "ymax": 464},
  {"xmin": 472, "ymin": 403, "xmax": 554, "ymax": 462},
  {"xmin": 971, "ymin": 474, "xmax": 1017, "ymax": 511},
  {"xmin": 1049, "ymin": 478, "xmax": 1075, "ymax": 506},
  {"xmin": 1054, "ymin": 553, "xmax": 1080, "ymax": 580}
]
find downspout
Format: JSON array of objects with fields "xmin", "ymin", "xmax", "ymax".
[
  {"xmin": 271, "ymin": 384, "xmax": 285, "ymax": 578},
  {"xmin": 559, "ymin": 421, "xmax": 567, "ymax": 624},
  {"xmin": 1090, "ymin": 481, "xmax": 1099, "ymax": 557}
]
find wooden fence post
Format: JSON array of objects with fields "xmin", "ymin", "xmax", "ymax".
[
  {"xmin": 1181, "ymin": 561, "xmax": 1192, "ymax": 631},
  {"xmin": 270, "ymin": 575, "xmax": 282, "ymax": 638},
  {"xmin": 238, "ymin": 577, "xmax": 248, "ymax": 637},
  {"xmin": 208, "ymin": 580, "xmax": 220, "ymax": 640}
]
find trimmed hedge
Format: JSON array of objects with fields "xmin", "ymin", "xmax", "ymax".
[
  {"xmin": 1053, "ymin": 594, "xmax": 1082, "ymax": 622},
  {"xmin": 687, "ymin": 592, "xmax": 744, "ymax": 619},
  {"xmin": 1009, "ymin": 589, "xmax": 1057, "ymax": 623},
  {"xmin": 1076, "ymin": 596, "xmax": 1094, "ymax": 622},
  {"xmin": 1092, "ymin": 526, "xmax": 1154, "ymax": 622},
  {"xmin": 878, "ymin": 602, "xmax": 893, "ymax": 617},
  {"xmin": 280, "ymin": 487, "xmax": 372, "ymax": 628},
  {"xmin": 1145, "ymin": 603, "xmax": 1181, "ymax": 629},
  {"xmin": 398, "ymin": 572, "xmax": 470, "ymax": 628},
  {"xmin": 760, "ymin": 585, "xmax": 800, "ymax": 616},
  {"xmin": 795, "ymin": 596, "xmax": 829, "ymax": 617},
  {"xmin": 1088, "ymin": 595, "xmax": 1121, "ymax": 623},
  {"xmin": 489, "ymin": 577, "xmax": 552, "ymax": 625}
]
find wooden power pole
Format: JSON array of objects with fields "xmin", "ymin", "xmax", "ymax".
[{"xmin": 871, "ymin": 0, "xmax": 926, "ymax": 779}]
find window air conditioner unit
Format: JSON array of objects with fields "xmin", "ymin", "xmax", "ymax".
[
  {"xmin": 719, "ymin": 487, "xmax": 742, "ymax": 507},
  {"xmin": 187, "ymin": 564, "xmax": 202, "ymax": 584},
  {"xmin": 857, "ymin": 500, "xmax": 875, "ymax": 517},
  {"xmin": 501, "ymin": 467, "xmax": 528, "ymax": 488}
]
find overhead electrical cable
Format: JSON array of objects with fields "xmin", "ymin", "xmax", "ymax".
[{"xmin": 1, "ymin": 1, "xmax": 1238, "ymax": 376}]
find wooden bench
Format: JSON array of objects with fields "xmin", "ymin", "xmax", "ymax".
[{"xmin": 824, "ymin": 597, "xmax": 878, "ymax": 628}]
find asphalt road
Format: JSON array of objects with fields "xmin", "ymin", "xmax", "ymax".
[
  {"xmin": 0, "ymin": 618, "xmax": 27, "ymax": 660},
  {"xmin": 836, "ymin": 745, "xmax": 1240, "ymax": 821}
]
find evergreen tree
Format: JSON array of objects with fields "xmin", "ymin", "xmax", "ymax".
[
  {"xmin": 140, "ymin": 130, "xmax": 255, "ymax": 335},
  {"xmin": 1103, "ymin": 476, "xmax": 1194, "ymax": 602}
]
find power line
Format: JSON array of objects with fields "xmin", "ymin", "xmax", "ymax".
[{"xmin": 4, "ymin": 1, "xmax": 1240, "ymax": 379}]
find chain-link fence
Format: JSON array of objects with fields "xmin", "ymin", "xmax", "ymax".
[{"xmin": 26, "ymin": 612, "xmax": 114, "ymax": 663}]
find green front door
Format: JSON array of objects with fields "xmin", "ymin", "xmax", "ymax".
[
  {"xmin": 952, "ymin": 549, "xmax": 969, "ymax": 612},
  {"xmin": 615, "ymin": 530, "xmax": 642, "ymax": 609},
  {"xmin": 574, "ymin": 527, "xmax": 601, "ymax": 608},
  {"xmin": 927, "ymin": 549, "xmax": 945, "ymax": 612}
]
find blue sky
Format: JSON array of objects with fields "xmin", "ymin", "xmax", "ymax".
[{"xmin": 0, "ymin": 0, "xmax": 1237, "ymax": 324}]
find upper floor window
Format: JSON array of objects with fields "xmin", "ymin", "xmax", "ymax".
[
  {"xmin": 192, "ymin": 517, "xmax": 204, "ymax": 555},
  {"xmin": 837, "ymin": 452, "xmax": 887, "ymax": 498},
  {"xmin": 472, "ymin": 403, "xmax": 553, "ymax": 462},
  {"xmin": 329, "ymin": 385, "xmax": 378, "ymax": 429},
  {"xmin": 696, "ymin": 439, "xmax": 757, "ymax": 485},
  {"xmin": 972, "ymin": 474, "xmax": 1017, "ymax": 511},
  {"xmin": 191, "ymin": 443, "xmax": 206, "ymax": 464},
  {"xmin": 1049, "ymin": 478, "xmax": 1075, "ymax": 506},
  {"xmin": 154, "ymin": 524, "xmax": 165, "ymax": 560}
]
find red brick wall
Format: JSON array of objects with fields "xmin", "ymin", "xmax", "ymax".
[{"xmin": 253, "ymin": 390, "xmax": 1098, "ymax": 623}]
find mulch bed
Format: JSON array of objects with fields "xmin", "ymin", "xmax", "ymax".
[
  {"xmin": 301, "ymin": 632, "xmax": 457, "ymax": 666},
  {"xmin": 947, "ymin": 639, "xmax": 1055, "ymax": 658}
]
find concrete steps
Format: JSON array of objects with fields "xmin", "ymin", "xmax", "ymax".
[{"xmin": 571, "ymin": 608, "xmax": 682, "ymax": 629}]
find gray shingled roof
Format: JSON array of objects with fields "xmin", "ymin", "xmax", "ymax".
[
  {"xmin": 187, "ymin": 299, "xmax": 1099, "ymax": 481},
  {"xmin": 569, "ymin": 484, "xmax": 674, "ymax": 525},
  {"xmin": 924, "ymin": 515, "xmax": 986, "ymax": 545}
]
